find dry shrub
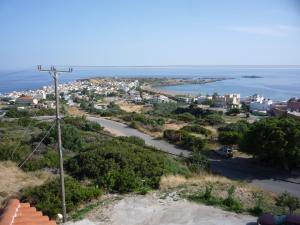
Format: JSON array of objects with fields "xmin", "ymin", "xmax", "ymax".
[
  {"xmin": 0, "ymin": 161, "xmax": 52, "ymax": 205},
  {"xmin": 159, "ymin": 175, "xmax": 187, "ymax": 190}
]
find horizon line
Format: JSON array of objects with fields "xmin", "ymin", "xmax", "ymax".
[{"xmin": 1, "ymin": 64, "xmax": 300, "ymax": 71}]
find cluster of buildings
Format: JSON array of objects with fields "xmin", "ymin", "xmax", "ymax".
[
  {"xmin": 192, "ymin": 92, "xmax": 300, "ymax": 119},
  {"xmin": 191, "ymin": 93, "xmax": 241, "ymax": 109},
  {"xmin": 0, "ymin": 79, "xmax": 140, "ymax": 110},
  {"xmin": 127, "ymin": 89, "xmax": 170, "ymax": 104},
  {"xmin": 244, "ymin": 94, "xmax": 273, "ymax": 112},
  {"xmin": 192, "ymin": 93, "xmax": 274, "ymax": 113},
  {"xmin": 1, "ymin": 77, "xmax": 299, "ymax": 120},
  {"xmin": 270, "ymin": 98, "xmax": 300, "ymax": 120}
]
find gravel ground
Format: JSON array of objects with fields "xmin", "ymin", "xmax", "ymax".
[{"xmin": 65, "ymin": 194, "xmax": 256, "ymax": 225}]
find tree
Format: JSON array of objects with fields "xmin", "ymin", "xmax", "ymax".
[
  {"xmin": 275, "ymin": 192, "xmax": 300, "ymax": 214},
  {"xmin": 226, "ymin": 108, "xmax": 240, "ymax": 116},
  {"xmin": 219, "ymin": 131, "xmax": 241, "ymax": 145},
  {"xmin": 239, "ymin": 117, "xmax": 300, "ymax": 171}
]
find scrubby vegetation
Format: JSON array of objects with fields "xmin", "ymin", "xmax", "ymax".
[
  {"xmin": 0, "ymin": 116, "xmax": 106, "ymax": 170},
  {"xmin": 2, "ymin": 103, "xmax": 300, "ymax": 219},
  {"xmin": 149, "ymin": 102, "xmax": 182, "ymax": 117},
  {"xmin": 163, "ymin": 129, "xmax": 206, "ymax": 152},
  {"xmin": 5, "ymin": 108, "xmax": 56, "ymax": 118},
  {"xmin": 63, "ymin": 116, "xmax": 103, "ymax": 132},
  {"xmin": 186, "ymin": 152, "xmax": 210, "ymax": 173},
  {"xmin": 275, "ymin": 192, "xmax": 300, "ymax": 214},
  {"xmin": 187, "ymin": 184, "xmax": 242, "ymax": 213},
  {"xmin": 122, "ymin": 112, "xmax": 165, "ymax": 132},
  {"xmin": 181, "ymin": 125, "xmax": 212, "ymax": 137},
  {"xmin": 22, "ymin": 177, "xmax": 101, "ymax": 218},
  {"xmin": 65, "ymin": 138, "xmax": 189, "ymax": 193},
  {"xmin": 218, "ymin": 121, "xmax": 249, "ymax": 145}
]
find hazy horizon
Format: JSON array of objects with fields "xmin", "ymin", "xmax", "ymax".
[{"xmin": 1, "ymin": 0, "xmax": 300, "ymax": 69}]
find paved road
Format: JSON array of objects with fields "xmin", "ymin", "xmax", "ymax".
[
  {"xmin": 87, "ymin": 116, "xmax": 190, "ymax": 157},
  {"xmin": 87, "ymin": 116, "xmax": 300, "ymax": 197}
]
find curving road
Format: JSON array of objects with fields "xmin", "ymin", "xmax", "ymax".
[
  {"xmin": 87, "ymin": 116, "xmax": 190, "ymax": 157},
  {"xmin": 26, "ymin": 115, "xmax": 300, "ymax": 196},
  {"xmin": 87, "ymin": 116, "xmax": 300, "ymax": 197}
]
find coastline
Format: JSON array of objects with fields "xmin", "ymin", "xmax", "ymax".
[{"xmin": 141, "ymin": 77, "xmax": 230, "ymax": 97}]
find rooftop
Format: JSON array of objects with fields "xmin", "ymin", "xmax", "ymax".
[
  {"xmin": 0, "ymin": 199, "xmax": 56, "ymax": 225},
  {"xmin": 17, "ymin": 96, "xmax": 33, "ymax": 100}
]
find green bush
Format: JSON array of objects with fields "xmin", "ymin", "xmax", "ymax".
[
  {"xmin": 115, "ymin": 136, "xmax": 145, "ymax": 146},
  {"xmin": 181, "ymin": 125, "xmax": 212, "ymax": 137},
  {"xmin": 222, "ymin": 185, "xmax": 243, "ymax": 213},
  {"xmin": 186, "ymin": 152, "xmax": 210, "ymax": 173},
  {"xmin": 188, "ymin": 184, "xmax": 220, "ymax": 206},
  {"xmin": 218, "ymin": 121, "xmax": 249, "ymax": 145},
  {"xmin": 21, "ymin": 177, "xmax": 101, "ymax": 218},
  {"xmin": 63, "ymin": 116, "xmax": 103, "ymax": 132},
  {"xmin": 218, "ymin": 120, "xmax": 249, "ymax": 133},
  {"xmin": 226, "ymin": 108, "xmax": 240, "ymax": 116},
  {"xmin": 6, "ymin": 108, "xmax": 55, "ymax": 118},
  {"xmin": 17, "ymin": 117, "xmax": 37, "ymax": 127},
  {"xmin": 123, "ymin": 113, "xmax": 165, "ymax": 126},
  {"xmin": 150, "ymin": 102, "xmax": 181, "ymax": 117},
  {"xmin": 5, "ymin": 108, "xmax": 31, "ymax": 118},
  {"xmin": 65, "ymin": 139, "xmax": 188, "ymax": 193},
  {"xmin": 22, "ymin": 150, "xmax": 59, "ymax": 171},
  {"xmin": 218, "ymin": 131, "xmax": 241, "ymax": 145},
  {"xmin": 199, "ymin": 114, "xmax": 225, "ymax": 126},
  {"xmin": 177, "ymin": 112, "xmax": 196, "ymax": 122},
  {"xmin": 0, "ymin": 141, "xmax": 31, "ymax": 163},
  {"xmin": 275, "ymin": 192, "xmax": 300, "ymax": 214},
  {"xmin": 163, "ymin": 129, "xmax": 206, "ymax": 152},
  {"xmin": 249, "ymin": 192, "xmax": 264, "ymax": 216},
  {"xmin": 44, "ymin": 124, "xmax": 84, "ymax": 151}
]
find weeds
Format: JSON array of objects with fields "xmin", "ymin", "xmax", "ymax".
[
  {"xmin": 187, "ymin": 184, "xmax": 242, "ymax": 213},
  {"xmin": 249, "ymin": 192, "xmax": 264, "ymax": 216}
]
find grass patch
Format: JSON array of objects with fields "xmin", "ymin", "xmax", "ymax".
[{"xmin": 160, "ymin": 174, "xmax": 285, "ymax": 216}]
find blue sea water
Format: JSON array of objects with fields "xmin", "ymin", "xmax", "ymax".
[{"xmin": 0, "ymin": 66, "xmax": 299, "ymax": 101}]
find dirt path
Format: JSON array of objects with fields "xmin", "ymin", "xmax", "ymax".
[{"xmin": 66, "ymin": 194, "xmax": 256, "ymax": 225}]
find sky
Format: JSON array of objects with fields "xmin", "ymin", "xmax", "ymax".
[{"xmin": 0, "ymin": 0, "xmax": 299, "ymax": 69}]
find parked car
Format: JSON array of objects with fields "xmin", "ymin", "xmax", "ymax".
[
  {"xmin": 215, "ymin": 146, "xmax": 233, "ymax": 158},
  {"xmin": 257, "ymin": 213, "xmax": 300, "ymax": 225}
]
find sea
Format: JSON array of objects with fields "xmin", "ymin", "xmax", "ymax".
[{"xmin": 0, "ymin": 66, "xmax": 300, "ymax": 101}]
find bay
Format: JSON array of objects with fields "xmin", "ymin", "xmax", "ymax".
[{"xmin": 0, "ymin": 66, "xmax": 300, "ymax": 101}]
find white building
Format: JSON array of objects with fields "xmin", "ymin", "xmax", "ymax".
[
  {"xmin": 149, "ymin": 95, "xmax": 169, "ymax": 104},
  {"xmin": 250, "ymin": 99, "xmax": 273, "ymax": 112},
  {"xmin": 225, "ymin": 93, "xmax": 241, "ymax": 109}
]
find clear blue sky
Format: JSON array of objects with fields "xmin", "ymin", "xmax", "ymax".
[{"xmin": 0, "ymin": 0, "xmax": 299, "ymax": 69}]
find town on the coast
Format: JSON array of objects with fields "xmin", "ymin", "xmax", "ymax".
[{"xmin": 1, "ymin": 77, "xmax": 299, "ymax": 120}]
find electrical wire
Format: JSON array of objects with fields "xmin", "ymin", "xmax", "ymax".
[
  {"xmin": 10, "ymin": 109, "xmax": 40, "ymax": 158},
  {"xmin": 18, "ymin": 121, "xmax": 56, "ymax": 168}
]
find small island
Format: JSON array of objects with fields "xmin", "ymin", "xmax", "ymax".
[{"xmin": 242, "ymin": 75, "xmax": 263, "ymax": 78}]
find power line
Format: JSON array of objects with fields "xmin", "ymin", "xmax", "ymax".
[
  {"xmin": 18, "ymin": 122, "xmax": 56, "ymax": 168},
  {"xmin": 37, "ymin": 65, "xmax": 72, "ymax": 223},
  {"xmin": 11, "ymin": 110, "xmax": 39, "ymax": 159}
]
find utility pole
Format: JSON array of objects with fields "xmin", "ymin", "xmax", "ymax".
[{"xmin": 37, "ymin": 65, "xmax": 73, "ymax": 222}]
